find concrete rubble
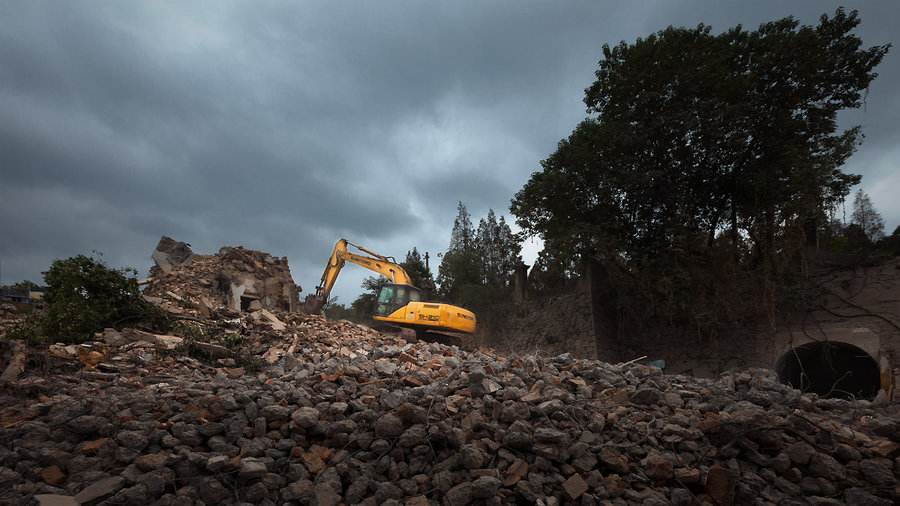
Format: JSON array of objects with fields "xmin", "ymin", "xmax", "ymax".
[
  {"xmin": 0, "ymin": 303, "xmax": 25, "ymax": 336},
  {"xmin": 2, "ymin": 304, "xmax": 900, "ymax": 505},
  {"xmin": 2, "ymin": 240, "xmax": 899, "ymax": 505},
  {"xmin": 144, "ymin": 236, "xmax": 301, "ymax": 315}
]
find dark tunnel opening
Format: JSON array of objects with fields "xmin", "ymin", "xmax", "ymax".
[{"xmin": 776, "ymin": 341, "xmax": 881, "ymax": 400}]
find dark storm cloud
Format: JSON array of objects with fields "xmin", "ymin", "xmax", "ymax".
[{"xmin": 2, "ymin": 1, "xmax": 898, "ymax": 302}]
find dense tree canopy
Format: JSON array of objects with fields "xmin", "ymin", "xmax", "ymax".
[
  {"xmin": 514, "ymin": 9, "xmax": 887, "ymax": 265},
  {"xmin": 511, "ymin": 9, "xmax": 889, "ymax": 335}
]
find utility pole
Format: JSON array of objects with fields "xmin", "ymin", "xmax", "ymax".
[{"xmin": 424, "ymin": 252, "xmax": 430, "ymax": 271}]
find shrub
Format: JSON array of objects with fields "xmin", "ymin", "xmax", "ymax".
[{"xmin": 11, "ymin": 255, "xmax": 168, "ymax": 344}]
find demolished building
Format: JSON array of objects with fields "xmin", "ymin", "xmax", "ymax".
[{"xmin": 143, "ymin": 236, "xmax": 301, "ymax": 315}]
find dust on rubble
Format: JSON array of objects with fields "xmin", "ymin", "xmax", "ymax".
[{"xmin": 1, "ymin": 239, "xmax": 899, "ymax": 505}]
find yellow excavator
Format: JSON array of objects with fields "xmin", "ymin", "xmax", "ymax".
[{"xmin": 302, "ymin": 239, "xmax": 476, "ymax": 336}]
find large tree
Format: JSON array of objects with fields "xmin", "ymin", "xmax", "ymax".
[
  {"xmin": 438, "ymin": 202, "xmax": 482, "ymax": 299},
  {"xmin": 476, "ymin": 209, "xmax": 522, "ymax": 287},
  {"xmin": 511, "ymin": 9, "xmax": 888, "ymax": 333},
  {"xmin": 402, "ymin": 247, "xmax": 436, "ymax": 295},
  {"xmin": 851, "ymin": 189, "xmax": 885, "ymax": 241}
]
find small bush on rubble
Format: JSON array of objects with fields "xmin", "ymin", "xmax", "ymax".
[{"xmin": 9, "ymin": 255, "xmax": 169, "ymax": 344}]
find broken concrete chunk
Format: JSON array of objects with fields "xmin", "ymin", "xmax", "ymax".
[
  {"xmin": 74, "ymin": 476, "xmax": 125, "ymax": 504},
  {"xmin": 562, "ymin": 473, "xmax": 589, "ymax": 500},
  {"xmin": 151, "ymin": 236, "xmax": 194, "ymax": 274}
]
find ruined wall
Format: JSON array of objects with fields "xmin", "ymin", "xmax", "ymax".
[
  {"xmin": 144, "ymin": 237, "xmax": 301, "ymax": 316},
  {"xmin": 489, "ymin": 258, "xmax": 900, "ymax": 400},
  {"xmin": 764, "ymin": 258, "xmax": 900, "ymax": 400}
]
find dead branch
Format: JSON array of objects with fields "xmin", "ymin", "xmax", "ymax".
[{"xmin": 816, "ymin": 305, "xmax": 900, "ymax": 333}]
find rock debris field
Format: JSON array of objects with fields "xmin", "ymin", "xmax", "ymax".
[
  {"xmin": 3, "ymin": 310, "xmax": 900, "ymax": 506},
  {"xmin": 1, "ymin": 241, "xmax": 898, "ymax": 505}
]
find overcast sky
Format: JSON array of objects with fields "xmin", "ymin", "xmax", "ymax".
[{"xmin": 1, "ymin": 1, "xmax": 897, "ymax": 303}]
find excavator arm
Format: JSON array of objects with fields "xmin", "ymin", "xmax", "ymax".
[
  {"xmin": 303, "ymin": 239, "xmax": 413, "ymax": 313},
  {"xmin": 301, "ymin": 238, "xmax": 477, "ymax": 335}
]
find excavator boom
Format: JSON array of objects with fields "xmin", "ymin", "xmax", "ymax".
[{"xmin": 302, "ymin": 239, "xmax": 476, "ymax": 335}]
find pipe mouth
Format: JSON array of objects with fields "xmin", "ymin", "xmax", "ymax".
[{"xmin": 775, "ymin": 341, "xmax": 880, "ymax": 400}]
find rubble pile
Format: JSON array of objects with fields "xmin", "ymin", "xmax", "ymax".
[
  {"xmin": 0, "ymin": 303, "xmax": 24, "ymax": 336},
  {"xmin": 143, "ymin": 237, "xmax": 301, "ymax": 316},
  {"xmin": 3, "ymin": 308, "xmax": 900, "ymax": 505}
]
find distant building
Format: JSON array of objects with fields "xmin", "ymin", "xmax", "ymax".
[
  {"xmin": 0, "ymin": 286, "xmax": 48, "ymax": 305},
  {"xmin": 0, "ymin": 289, "xmax": 30, "ymax": 304}
]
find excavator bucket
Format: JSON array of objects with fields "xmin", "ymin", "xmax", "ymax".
[{"xmin": 300, "ymin": 294, "xmax": 325, "ymax": 314}]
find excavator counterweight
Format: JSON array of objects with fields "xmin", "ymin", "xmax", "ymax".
[{"xmin": 302, "ymin": 239, "xmax": 476, "ymax": 335}]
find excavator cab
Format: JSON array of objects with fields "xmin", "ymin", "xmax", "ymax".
[{"xmin": 375, "ymin": 283, "xmax": 422, "ymax": 316}]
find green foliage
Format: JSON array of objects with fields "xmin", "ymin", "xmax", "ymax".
[
  {"xmin": 221, "ymin": 333, "xmax": 244, "ymax": 349},
  {"xmin": 437, "ymin": 203, "xmax": 522, "ymax": 310},
  {"xmin": 13, "ymin": 255, "xmax": 168, "ymax": 344},
  {"xmin": 436, "ymin": 248, "xmax": 483, "ymax": 302},
  {"xmin": 449, "ymin": 201, "xmax": 476, "ymax": 251},
  {"xmin": 511, "ymin": 8, "xmax": 889, "ymax": 337},
  {"xmin": 402, "ymin": 248, "xmax": 436, "ymax": 295},
  {"xmin": 476, "ymin": 210, "xmax": 521, "ymax": 287}
]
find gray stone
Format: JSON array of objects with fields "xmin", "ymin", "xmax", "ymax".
[
  {"xmin": 599, "ymin": 447, "xmax": 630, "ymax": 474},
  {"xmin": 34, "ymin": 495, "xmax": 78, "ymax": 506},
  {"xmin": 844, "ymin": 487, "xmax": 892, "ymax": 506},
  {"xmin": 375, "ymin": 481, "xmax": 404, "ymax": 502},
  {"xmin": 110, "ymin": 483, "xmax": 150, "ymax": 504},
  {"xmin": 281, "ymin": 480, "xmax": 314, "ymax": 502},
  {"xmin": 670, "ymin": 488, "xmax": 693, "ymax": 506},
  {"xmin": 239, "ymin": 459, "xmax": 268, "ymax": 480},
  {"xmin": 534, "ymin": 427, "xmax": 568, "ymax": 445},
  {"xmin": 807, "ymin": 497, "xmax": 844, "ymax": 506},
  {"xmin": 374, "ymin": 413, "xmax": 404, "ymax": 438},
  {"xmin": 206, "ymin": 455, "xmax": 229, "ymax": 472},
  {"xmin": 74, "ymin": 477, "xmax": 125, "ymax": 504},
  {"xmin": 444, "ymin": 482, "xmax": 473, "ymax": 506},
  {"xmin": 809, "ymin": 452, "xmax": 843, "ymax": 481},
  {"xmin": 344, "ymin": 476, "xmax": 371, "ymax": 504},
  {"xmin": 261, "ymin": 405, "xmax": 290, "ymax": 421},
  {"xmin": 771, "ymin": 452, "xmax": 792, "ymax": 474},
  {"xmin": 784, "ymin": 442, "xmax": 815, "ymax": 466},
  {"xmin": 471, "ymin": 476, "xmax": 501, "ymax": 499},
  {"xmin": 134, "ymin": 452, "xmax": 169, "ymax": 471},
  {"xmin": 135, "ymin": 469, "xmax": 173, "ymax": 497},
  {"xmin": 503, "ymin": 431, "xmax": 532, "ymax": 450},
  {"xmin": 859, "ymin": 458, "xmax": 896, "ymax": 485},
  {"xmin": 67, "ymin": 416, "xmax": 110, "ymax": 435},
  {"xmin": 314, "ymin": 482, "xmax": 341, "ymax": 506},
  {"xmin": 630, "ymin": 388, "xmax": 662, "ymax": 405},
  {"xmin": 459, "ymin": 445, "xmax": 486, "ymax": 469},
  {"xmin": 244, "ymin": 482, "xmax": 269, "ymax": 502},
  {"xmin": 197, "ymin": 422, "xmax": 225, "ymax": 437},
  {"xmin": 196, "ymin": 477, "xmax": 230, "ymax": 504},
  {"xmin": 291, "ymin": 407, "xmax": 320, "ymax": 429}
]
